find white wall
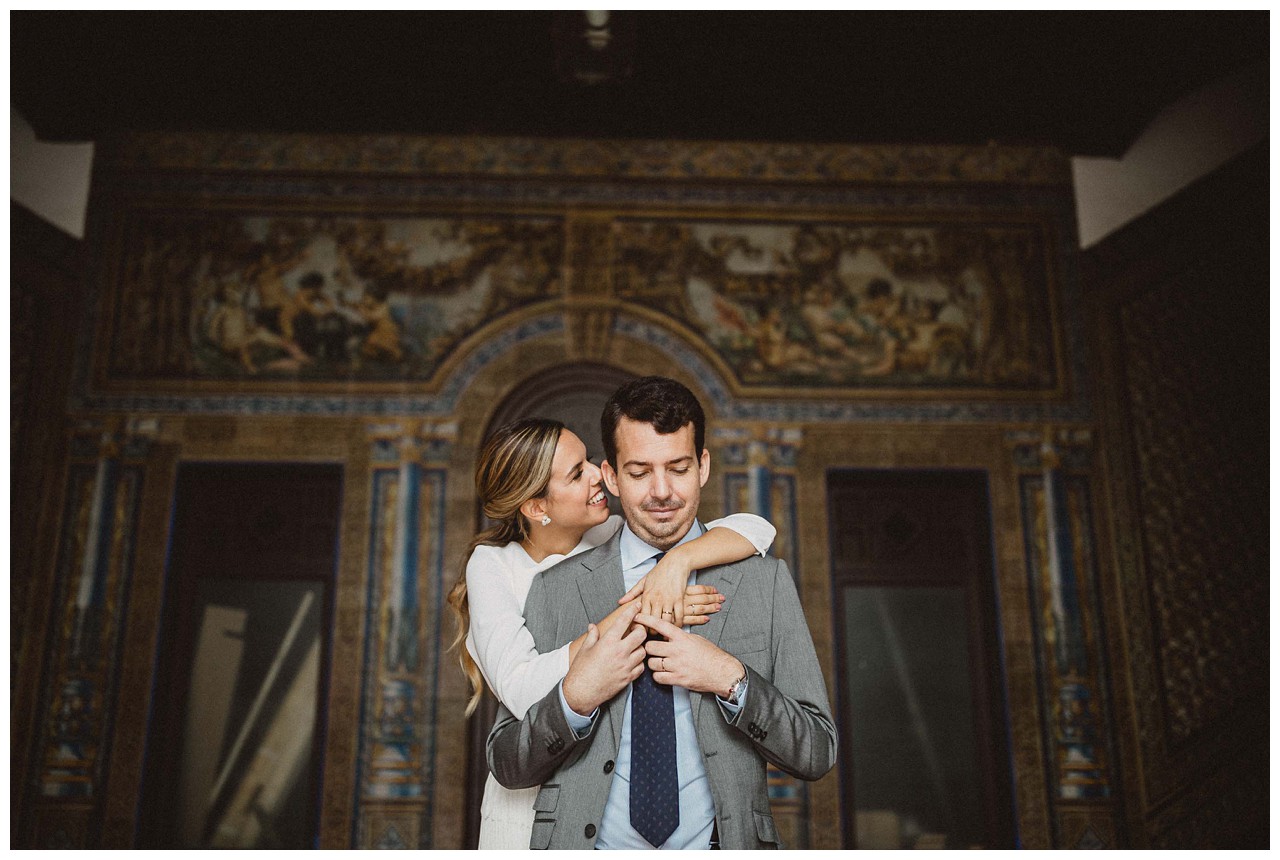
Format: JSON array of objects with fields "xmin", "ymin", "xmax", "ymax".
[
  {"xmin": 1071, "ymin": 62, "xmax": 1267, "ymax": 248},
  {"xmin": 10, "ymin": 107, "xmax": 95, "ymax": 238},
  {"xmin": 8, "ymin": 63, "xmax": 1267, "ymax": 247}
]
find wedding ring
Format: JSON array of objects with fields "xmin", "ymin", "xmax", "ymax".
[{"xmin": 660, "ymin": 657, "xmax": 667, "ymax": 672}]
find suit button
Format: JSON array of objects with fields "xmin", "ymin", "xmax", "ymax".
[
  {"xmin": 603, "ymin": 760, "xmax": 615, "ymax": 774},
  {"xmin": 585, "ymin": 824, "xmax": 597, "ymax": 839}
]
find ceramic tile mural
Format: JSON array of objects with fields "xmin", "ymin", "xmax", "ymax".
[
  {"xmin": 104, "ymin": 214, "xmax": 562, "ymax": 384},
  {"xmin": 614, "ymin": 220, "xmax": 1058, "ymax": 392}
]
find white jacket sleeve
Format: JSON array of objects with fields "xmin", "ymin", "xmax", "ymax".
[
  {"xmin": 464, "ymin": 546, "xmax": 571, "ymax": 720},
  {"xmin": 703, "ymin": 512, "xmax": 777, "ymax": 556}
]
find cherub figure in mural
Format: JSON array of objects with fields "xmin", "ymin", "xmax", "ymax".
[
  {"xmin": 352, "ymin": 282, "xmax": 405, "ymax": 364},
  {"xmin": 245, "ymin": 247, "xmax": 304, "ymax": 341},
  {"xmin": 799, "ymin": 283, "xmax": 866, "ymax": 363},
  {"xmin": 754, "ymin": 306, "xmax": 819, "ymax": 372},
  {"xmin": 845, "ymin": 277, "xmax": 905, "ymax": 377},
  {"xmin": 204, "ymin": 281, "xmax": 312, "ymax": 375},
  {"xmin": 893, "ymin": 297, "xmax": 974, "ymax": 377},
  {"xmin": 287, "ymin": 272, "xmax": 354, "ymax": 362}
]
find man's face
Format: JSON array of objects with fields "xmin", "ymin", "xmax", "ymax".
[{"xmin": 602, "ymin": 417, "xmax": 710, "ymax": 550}]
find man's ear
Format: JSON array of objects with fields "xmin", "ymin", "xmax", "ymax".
[
  {"xmin": 602, "ymin": 460, "xmax": 620, "ymax": 496},
  {"xmin": 697, "ymin": 448, "xmax": 711, "ymax": 488}
]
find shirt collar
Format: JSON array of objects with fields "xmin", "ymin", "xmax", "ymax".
[{"xmin": 619, "ymin": 518, "xmax": 705, "ymax": 572}]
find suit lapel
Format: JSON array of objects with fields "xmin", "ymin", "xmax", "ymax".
[
  {"xmin": 574, "ymin": 533, "xmax": 626, "ymax": 631},
  {"xmin": 691, "ymin": 561, "xmax": 746, "ymax": 725}
]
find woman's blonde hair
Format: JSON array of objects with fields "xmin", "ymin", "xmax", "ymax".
[{"xmin": 446, "ymin": 417, "xmax": 564, "ymax": 716}]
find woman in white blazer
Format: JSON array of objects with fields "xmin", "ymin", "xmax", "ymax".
[{"xmin": 446, "ymin": 417, "xmax": 775, "ymax": 849}]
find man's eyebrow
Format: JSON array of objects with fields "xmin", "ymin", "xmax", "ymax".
[{"xmin": 621, "ymin": 455, "xmax": 694, "ymax": 469}]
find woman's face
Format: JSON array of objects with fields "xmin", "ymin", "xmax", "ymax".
[{"xmin": 538, "ymin": 429, "xmax": 609, "ymax": 535}]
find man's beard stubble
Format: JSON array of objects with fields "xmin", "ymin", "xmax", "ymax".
[{"xmin": 624, "ymin": 496, "xmax": 694, "ymax": 551}]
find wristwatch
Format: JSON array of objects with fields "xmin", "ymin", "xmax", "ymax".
[{"xmin": 724, "ymin": 668, "xmax": 747, "ymax": 705}]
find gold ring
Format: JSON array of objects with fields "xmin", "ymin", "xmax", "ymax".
[{"xmin": 660, "ymin": 657, "xmax": 667, "ymax": 672}]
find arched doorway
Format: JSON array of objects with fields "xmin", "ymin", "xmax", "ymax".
[
  {"xmin": 461, "ymin": 361, "xmax": 636, "ymax": 847},
  {"xmin": 484, "ymin": 362, "xmax": 637, "ymax": 470}
]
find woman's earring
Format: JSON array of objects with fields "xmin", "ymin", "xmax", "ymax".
[{"xmin": 541, "ymin": 515, "xmax": 552, "ymax": 526}]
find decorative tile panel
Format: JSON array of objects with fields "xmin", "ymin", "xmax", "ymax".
[
  {"xmin": 1012, "ymin": 428, "xmax": 1120, "ymax": 844},
  {"xmin": 718, "ymin": 426, "xmax": 808, "ymax": 848},
  {"xmin": 354, "ymin": 422, "xmax": 454, "ymax": 847},
  {"xmin": 24, "ymin": 419, "xmax": 155, "ymax": 843}
]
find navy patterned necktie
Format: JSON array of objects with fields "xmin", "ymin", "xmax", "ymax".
[{"xmin": 629, "ymin": 552, "xmax": 680, "ymax": 846}]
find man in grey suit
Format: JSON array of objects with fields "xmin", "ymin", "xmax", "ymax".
[{"xmin": 487, "ymin": 376, "xmax": 836, "ymax": 849}]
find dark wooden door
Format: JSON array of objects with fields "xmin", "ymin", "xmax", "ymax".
[
  {"xmin": 828, "ymin": 468, "xmax": 1015, "ymax": 849},
  {"xmin": 138, "ymin": 462, "xmax": 342, "ymax": 848},
  {"xmin": 1083, "ymin": 145, "xmax": 1268, "ymax": 847}
]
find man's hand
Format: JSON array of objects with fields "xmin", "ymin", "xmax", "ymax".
[
  {"xmin": 635, "ymin": 613, "xmax": 745, "ymax": 698},
  {"xmin": 562, "ymin": 602, "xmax": 646, "ymax": 715}
]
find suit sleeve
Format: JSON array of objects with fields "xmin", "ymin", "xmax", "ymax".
[
  {"xmin": 724, "ymin": 559, "xmax": 838, "ymax": 781},
  {"xmin": 486, "ymin": 681, "xmax": 596, "ymax": 789}
]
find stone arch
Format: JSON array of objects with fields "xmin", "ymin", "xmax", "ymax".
[
  {"xmin": 444, "ymin": 312, "xmax": 740, "ymax": 468},
  {"xmin": 484, "ymin": 362, "xmax": 635, "ymax": 465}
]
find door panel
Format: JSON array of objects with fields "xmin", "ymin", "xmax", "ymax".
[
  {"xmin": 828, "ymin": 468, "xmax": 1014, "ymax": 849},
  {"xmin": 1084, "ymin": 145, "xmax": 1268, "ymax": 847},
  {"xmin": 138, "ymin": 462, "xmax": 341, "ymax": 849}
]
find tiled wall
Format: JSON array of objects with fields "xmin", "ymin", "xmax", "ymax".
[{"xmin": 14, "ymin": 133, "xmax": 1127, "ymax": 847}]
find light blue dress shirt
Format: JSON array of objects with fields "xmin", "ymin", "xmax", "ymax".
[{"xmin": 557, "ymin": 520, "xmax": 747, "ymax": 849}]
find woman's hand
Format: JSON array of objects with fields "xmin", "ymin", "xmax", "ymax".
[
  {"xmin": 619, "ymin": 553, "xmax": 725, "ymax": 628},
  {"xmin": 572, "ymin": 600, "xmax": 643, "ymax": 665},
  {"xmin": 595, "ymin": 599, "xmax": 644, "ymax": 640},
  {"xmin": 680, "ymin": 584, "xmax": 724, "ymax": 627}
]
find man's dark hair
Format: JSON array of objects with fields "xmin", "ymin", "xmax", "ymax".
[{"xmin": 601, "ymin": 376, "xmax": 706, "ymax": 466}]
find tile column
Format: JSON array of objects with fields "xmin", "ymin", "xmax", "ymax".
[
  {"xmin": 1010, "ymin": 427, "xmax": 1121, "ymax": 848},
  {"xmin": 355, "ymin": 421, "xmax": 455, "ymax": 848},
  {"xmin": 716, "ymin": 425, "xmax": 808, "ymax": 849},
  {"xmin": 24, "ymin": 417, "xmax": 157, "ymax": 848}
]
